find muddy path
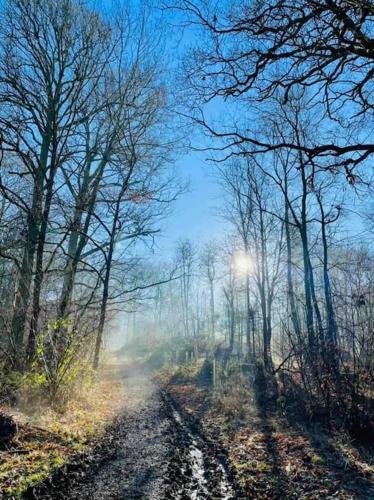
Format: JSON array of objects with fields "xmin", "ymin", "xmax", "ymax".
[{"xmin": 32, "ymin": 365, "xmax": 238, "ymax": 500}]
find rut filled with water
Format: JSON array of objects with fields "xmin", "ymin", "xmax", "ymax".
[
  {"xmin": 32, "ymin": 365, "xmax": 238, "ymax": 500},
  {"xmin": 169, "ymin": 404, "xmax": 234, "ymax": 499}
]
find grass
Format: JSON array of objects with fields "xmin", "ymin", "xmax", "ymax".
[
  {"xmin": 165, "ymin": 364, "xmax": 374, "ymax": 499},
  {"xmin": 0, "ymin": 368, "xmax": 124, "ymax": 498},
  {"xmin": 166, "ymin": 360, "xmax": 205, "ymax": 384},
  {"xmin": 311, "ymin": 454, "xmax": 326, "ymax": 465}
]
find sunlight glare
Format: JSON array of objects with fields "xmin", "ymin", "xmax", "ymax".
[{"xmin": 233, "ymin": 251, "xmax": 252, "ymax": 276}]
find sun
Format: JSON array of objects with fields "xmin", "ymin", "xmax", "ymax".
[{"xmin": 233, "ymin": 251, "xmax": 252, "ymax": 276}]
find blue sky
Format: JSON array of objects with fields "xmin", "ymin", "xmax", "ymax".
[
  {"xmin": 146, "ymin": 1, "xmax": 229, "ymax": 256},
  {"xmin": 156, "ymin": 151, "xmax": 225, "ymax": 254},
  {"xmin": 100, "ymin": 0, "xmax": 372, "ymax": 260},
  {"xmin": 96, "ymin": 1, "xmax": 226, "ymax": 256}
]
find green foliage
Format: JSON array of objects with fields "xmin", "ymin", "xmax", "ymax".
[
  {"xmin": 169, "ymin": 361, "xmax": 203, "ymax": 384},
  {"xmin": 311, "ymin": 454, "xmax": 326, "ymax": 465},
  {"xmin": 6, "ymin": 472, "xmax": 49, "ymax": 498},
  {"xmin": 277, "ymin": 395, "xmax": 287, "ymax": 411},
  {"xmin": 18, "ymin": 319, "xmax": 94, "ymax": 410},
  {"xmin": 0, "ymin": 369, "xmax": 22, "ymax": 405},
  {"xmin": 2, "ymin": 449, "xmax": 67, "ymax": 498},
  {"xmin": 17, "ymin": 371, "xmax": 48, "ymax": 409},
  {"xmin": 255, "ymin": 461, "xmax": 273, "ymax": 473}
]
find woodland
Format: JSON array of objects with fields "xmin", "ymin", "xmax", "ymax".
[{"xmin": 0, "ymin": 1, "xmax": 373, "ymax": 498}]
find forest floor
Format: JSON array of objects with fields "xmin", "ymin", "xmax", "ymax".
[
  {"xmin": 161, "ymin": 369, "xmax": 374, "ymax": 500},
  {"xmin": 1, "ymin": 362, "xmax": 373, "ymax": 499},
  {"xmin": 0, "ymin": 365, "xmax": 125, "ymax": 497},
  {"xmin": 1, "ymin": 362, "xmax": 239, "ymax": 499}
]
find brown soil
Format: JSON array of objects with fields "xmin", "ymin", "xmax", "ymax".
[
  {"xmin": 26, "ymin": 365, "xmax": 239, "ymax": 499},
  {"xmin": 165, "ymin": 381, "xmax": 374, "ymax": 499}
]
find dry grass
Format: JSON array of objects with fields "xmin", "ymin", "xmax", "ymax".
[
  {"xmin": 166, "ymin": 368, "xmax": 374, "ymax": 499},
  {"xmin": 0, "ymin": 368, "xmax": 124, "ymax": 498}
]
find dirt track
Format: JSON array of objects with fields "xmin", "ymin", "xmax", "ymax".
[{"xmin": 35, "ymin": 365, "xmax": 237, "ymax": 500}]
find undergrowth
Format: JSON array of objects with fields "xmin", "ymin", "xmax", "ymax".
[
  {"xmin": 165, "ymin": 361, "xmax": 374, "ymax": 499},
  {"xmin": 0, "ymin": 366, "xmax": 124, "ymax": 498}
]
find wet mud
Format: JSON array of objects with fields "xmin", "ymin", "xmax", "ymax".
[{"xmin": 29, "ymin": 366, "xmax": 239, "ymax": 500}]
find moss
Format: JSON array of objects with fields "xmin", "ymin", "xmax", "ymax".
[
  {"xmin": 0, "ymin": 374, "xmax": 124, "ymax": 497},
  {"xmin": 6, "ymin": 471, "xmax": 49, "ymax": 498},
  {"xmin": 234, "ymin": 460, "xmax": 273, "ymax": 474},
  {"xmin": 234, "ymin": 462, "xmax": 249, "ymax": 471},
  {"xmin": 255, "ymin": 461, "xmax": 273, "ymax": 473},
  {"xmin": 311, "ymin": 454, "xmax": 326, "ymax": 465}
]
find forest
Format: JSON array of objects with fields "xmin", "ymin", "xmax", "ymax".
[{"xmin": 0, "ymin": 0, "xmax": 373, "ymax": 498}]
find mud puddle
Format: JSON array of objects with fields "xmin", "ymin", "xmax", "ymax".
[
  {"xmin": 169, "ymin": 404, "xmax": 234, "ymax": 499},
  {"xmin": 28, "ymin": 366, "xmax": 237, "ymax": 499}
]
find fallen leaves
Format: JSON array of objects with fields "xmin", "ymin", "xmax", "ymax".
[
  {"xmin": 0, "ymin": 369, "xmax": 125, "ymax": 498},
  {"xmin": 166, "ymin": 375, "xmax": 374, "ymax": 499}
]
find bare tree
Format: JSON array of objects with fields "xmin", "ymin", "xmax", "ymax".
[
  {"xmin": 218, "ymin": 162, "xmax": 254, "ymax": 356},
  {"xmin": 173, "ymin": 0, "xmax": 374, "ymax": 174},
  {"xmin": 176, "ymin": 239, "xmax": 196, "ymax": 337},
  {"xmin": 0, "ymin": 0, "xmax": 114, "ymax": 356},
  {"xmin": 199, "ymin": 242, "xmax": 218, "ymax": 342}
]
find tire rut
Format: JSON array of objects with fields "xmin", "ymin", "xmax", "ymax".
[
  {"xmin": 163, "ymin": 393, "xmax": 235, "ymax": 500},
  {"xmin": 28, "ymin": 367, "xmax": 237, "ymax": 500}
]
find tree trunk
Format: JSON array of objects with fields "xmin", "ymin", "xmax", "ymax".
[
  {"xmin": 11, "ymin": 156, "xmax": 45, "ymax": 349},
  {"xmin": 245, "ymin": 272, "xmax": 251, "ymax": 356},
  {"xmin": 93, "ymin": 206, "xmax": 118, "ymax": 370},
  {"xmin": 11, "ymin": 224, "xmax": 37, "ymax": 347},
  {"xmin": 28, "ymin": 141, "xmax": 58, "ymax": 359},
  {"xmin": 321, "ymin": 208, "xmax": 337, "ymax": 346},
  {"xmin": 285, "ymin": 200, "xmax": 300, "ymax": 337},
  {"xmin": 93, "ymin": 160, "xmax": 135, "ymax": 369},
  {"xmin": 209, "ymin": 278, "xmax": 215, "ymax": 341},
  {"xmin": 57, "ymin": 155, "xmax": 107, "ymax": 326},
  {"xmin": 93, "ymin": 274, "xmax": 109, "ymax": 370}
]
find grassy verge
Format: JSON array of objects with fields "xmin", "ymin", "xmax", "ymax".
[
  {"xmin": 0, "ymin": 366, "xmax": 124, "ymax": 498},
  {"xmin": 161, "ymin": 364, "xmax": 374, "ymax": 499}
]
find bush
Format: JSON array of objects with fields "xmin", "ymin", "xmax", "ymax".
[
  {"xmin": 196, "ymin": 359, "xmax": 213, "ymax": 386},
  {"xmin": 213, "ymin": 373, "xmax": 253, "ymax": 420},
  {"xmin": 169, "ymin": 361, "xmax": 203, "ymax": 384},
  {"xmin": 0, "ymin": 369, "xmax": 22, "ymax": 405},
  {"xmin": 17, "ymin": 319, "xmax": 94, "ymax": 411}
]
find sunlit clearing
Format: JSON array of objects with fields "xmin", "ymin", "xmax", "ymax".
[{"xmin": 233, "ymin": 251, "xmax": 252, "ymax": 276}]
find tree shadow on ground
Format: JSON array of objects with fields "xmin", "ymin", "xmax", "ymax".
[
  {"xmin": 168, "ymin": 364, "xmax": 374, "ymax": 499},
  {"xmin": 297, "ymin": 424, "xmax": 374, "ymax": 498},
  {"xmin": 252, "ymin": 369, "xmax": 374, "ymax": 499}
]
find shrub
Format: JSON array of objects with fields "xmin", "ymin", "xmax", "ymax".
[
  {"xmin": 196, "ymin": 359, "xmax": 213, "ymax": 386},
  {"xmin": 169, "ymin": 361, "xmax": 203, "ymax": 384},
  {"xmin": 0, "ymin": 369, "xmax": 22, "ymax": 405},
  {"xmin": 18, "ymin": 319, "xmax": 94, "ymax": 411},
  {"xmin": 213, "ymin": 373, "xmax": 253, "ymax": 420}
]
